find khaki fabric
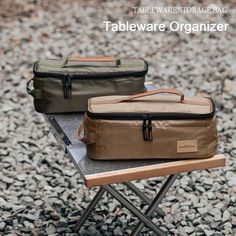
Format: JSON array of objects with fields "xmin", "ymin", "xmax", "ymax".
[
  {"xmin": 88, "ymin": 95, "xmax": 212, "ymax": 114},
  {"xmin": 79, "ymin": 91, "xmax": 218, "ymax": 160}
]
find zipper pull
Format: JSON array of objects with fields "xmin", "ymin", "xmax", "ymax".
[
  {"xmin": 148, "ymin": 117, "xmax": 153, "ymax": 141},
  {"xmin": 67, "ymin": 75, "xmax": 72, "ymax": 99},
  {"xmin": 62, "ymin": 73, "xmax": 73, "ymax": 99},
  {"xmin": 142, "ymin": 116, "xmax": 148, "ymax": 141},
  {"xmin": 62, "ymin": 75, "xmax": 68, "ymax": 98}
]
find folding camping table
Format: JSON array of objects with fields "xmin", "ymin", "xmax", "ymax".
[{"xmin": 43, "ymin": 85, "xmax": 226, "ymax": 236}]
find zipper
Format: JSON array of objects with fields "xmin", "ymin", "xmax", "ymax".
[
  {"xmin": 86, "ymin": 98, "xmax": 215, "ymax": 121},
  {"xmin": 33, "ymin": 60, "xmax": 148, "ymax": 79},
  {"xmin": 148, "ymin": 116, "xmax": 153, "ymax": 141},
  {"xmin": 62, "ymin": 74, "xmax": 72, "ymax": 99},
  {"xmin": 142, "ymin": 115, "xmax": 148, "ymax": 141},
  {"xmin": 86, "ymin": 98, "xmax": 215, "ymax": 141},
  {"xmin": 142, "ymin": 115, "xmax": 153, "ymax": 141}
]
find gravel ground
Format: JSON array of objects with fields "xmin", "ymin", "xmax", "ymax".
[{"xmin": 0, "ymin": 0, "xmax": 236, "ymax": 235}]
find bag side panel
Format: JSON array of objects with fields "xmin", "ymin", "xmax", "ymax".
[
  {"xmin": 85, "ymin": 117, "xmax": 217, "ymax": 160},
  {"xmin": 33, "ymin": 76, "xmax": 145, "ymax": 113}
]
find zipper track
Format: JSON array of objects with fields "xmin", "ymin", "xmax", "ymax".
[
  {"xmin": 86, "ymin": 99, "xmax": 215, "ymax": 120},
  {"xmin": 33, "ymin": 60, "xmax": 148, "ymax": 79}
]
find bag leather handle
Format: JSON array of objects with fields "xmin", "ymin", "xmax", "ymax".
[
  {"xmin": 62, "ymin": 56, "xmax": 121, "ymax": 67},
  {"xmin": 69, "ymin": 56, "xmax": 115, "ymax": 62},
  {"xmin": 92, "ymin": 89, "xmax": 184, "ymax": 105},
  {"xmin": 117, "ymin": 89, "xmax": 184, "ymax": 103}
]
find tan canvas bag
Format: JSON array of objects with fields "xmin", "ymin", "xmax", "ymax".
[{"xmin": 78, "ymin": 89, "xmax": 218, "ymax": 160}]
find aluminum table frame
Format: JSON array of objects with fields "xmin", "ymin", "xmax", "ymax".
[{"xmin": 73, "ymin": 174, "xmax": 178, "ymax": 236}]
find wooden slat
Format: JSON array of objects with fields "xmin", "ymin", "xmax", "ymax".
[{"xmin": 85, "ymin": 155, "xmax": 226, "ymax": 188}]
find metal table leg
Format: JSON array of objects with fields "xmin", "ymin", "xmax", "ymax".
[
  {"xmin": 104, "ymin": 185, "xmax": 166, "ymax": 236},
  {"xmin": 124, "ymin": 182, "xmax": 165, "ymax": 217},
  {"xmin": 131, "ymin": 174, "xmax": 178, "ymax": 236},
  {"xmin": 73, "ymin": 187, "xmax": 105, "ymax": 232}
]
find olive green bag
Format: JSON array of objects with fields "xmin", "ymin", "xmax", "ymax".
[{"xmin": 27, "ymin": 56, "xmax": 148, "ymax": 113}]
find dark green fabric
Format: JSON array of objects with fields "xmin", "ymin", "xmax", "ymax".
[
  {"xmin": 35, "ymin": 58, "xmax": 147, "ymax": 75},
  {"xmin": 29, "ymin": 58, "xmax": 148, "ymax": 113}
]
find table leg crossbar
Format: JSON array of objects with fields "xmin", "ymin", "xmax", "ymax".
[
  {"xmin": 73, "ymin": 174, "xmax": 178, "ymax": 235},
  {"xmin": 124, "ymin": 182, "xmax": 165, "ymax": 217}
]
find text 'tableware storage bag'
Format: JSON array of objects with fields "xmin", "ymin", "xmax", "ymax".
[
  {"xmin": 78, "ymin": 89, "xmax": 218, "ymax": 160},
  {"xmin": 27, "ymin": 56, "xmax": 148, "ymax": 113}
]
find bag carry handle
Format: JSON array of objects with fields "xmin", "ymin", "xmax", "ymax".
[
  {"xmin": 118, "ymin": 89, "xmax": 184, "ymax": 103},
  {"xmin": 77, "ymin": 123, "xmax": 95, "ymax": 144},
  {"xmin": 92, "ymin": 89, "xmax": 184, "ymax": 105},
  {"xmin": 62, "ymin": 56, "xmax": 121, "ymax": 67},
  {"xmin": 26, "ymin": 78, "xmax": 34, "ymax": 95},
  {"xmin": 26, "ymin": 78, "xmax": 42, "ymax": 99}
]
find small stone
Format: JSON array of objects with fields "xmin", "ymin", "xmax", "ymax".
[
  {"xmin": 0, "ymin": 149, "xmax": 8, "ymax": 156},
  {"xmin": 214, "ymin": 232, "xmax": 224, "ymax": 236},
  {"xmin": 2, "ymin": 176, "xmax": 14, "ymax": 184},
  {"xmin": 186, "ymin": 213, "xmax": 195, "ymax": 221},
  {"xmin": 20, "ymin": 227, "xmax": 31, "ymax": 234},
  {"xmin": 206, "ymin": 192, "xmax": 215, "ymax": 200},
  {"xmin": 2, "ymin": 104, "xmax": 13, "ymax": 112},
  {"xmin": 184, "ymin": 226, "xmax": 194, "ymax": 233},
  {"xmin": 195, "ymin": 185, "xmax": 205, "ymax": 193},
  {"xmin": 210, "ymin": 208, "xmax": 222, "ymax": 221},
  {"xmin": 197, "ymin": 207, "xmax": 208, "ymax": 215},
  {"xmin": 166, "ymin": 196, "xmax": 177, "ymax": 202},
  {"xmin": 45, "ymin": 223, "xmax": 56, "ymax": 235},
  {"xmin": 0, "ymin": 222, "xmax": 6, "ymax": 231},
  {"xmin": 16, "ymin": 174, "xmax": 26, "ymax": 182},
  {"xmin": 204, "ymin": 230, "xmax": 215, "ymax": 236},
  {"xmin": 34, "ymin": 200, "xmax": 43, "ymax": 206},
  {"xmin": 114, "ymin": 227, "xmax": 123, "ymax": 236},
  {"xmin": 58, "ymin": 218, "xmax": 67, "ymax": 228},
  {"xmin": 229, "ymin": 176, "xmax": 236, "ymax": 186},
  {"xmin": 12, "ymin": 219, "xmax": 18, "ymax": 229},
  {"xmin": 196, "ymin": 224, "xmax": 210, "ymax": 233},
  {"xmin": 34, "ymin": 219, "xmax": 43, "ymax": 228},
  {"xmin": 4, "ymin": 218, "xmax": 13, "ymax": 226},
  {"xmin": 22, "ymin": 213, "xmax": 39, "ymax": 221},
  {"xmin": 222, "ymin": 210, "xmax": 230, "ymax": 222},
  {"xmin": 87, "ymin": 226, "xmax": 98, "ymax": 235},
  {"xmin": 4, "ymin": 225, "xmax": 12, "ymax": 233},
  {"xmin": 21, "ymin": 196, "xmax": 34, "ymax": 204},
  {"xmin": 50, "ymin": 212, "xmax": 60, "ymax": 220},
  {"xmin": 101, "ymin": 225, "xmax": 108, "ymax": 231},
  {"xmin": 24, "ymin": 221, "xmax": 34, "ymax": 229},
  {"xmin": 94, "ymin": 215, "xmax": 103, "ymax": 221},
  {"xmin": 105, "ymin": 218, "xmax": 113, "ymax": 224},
  {"xmin": 193, "ymin": 217, "xmax": 202, "ymax": 226}
]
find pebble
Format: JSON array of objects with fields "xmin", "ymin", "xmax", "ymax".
[
  {"xmin": 0, "ymin": 222, "xmax": 6, "ymax": 231},
  {"xmin": 21, "ymin": 196, "xmax": 34, "ymax": 204},
  {"xmin": 113, "ymin": 227, "xmax": 123, "ymax": 236},
  {"xmin": 34, "ymin": 200, "xmax": 43, "ymax": 206},
  {"xmin": 24, "ymin": 221, "xmax": 35, "ymax": 229},
  {"xmin": 222, "ymin": 210, "xmax": 231, "ymax": 222},
  {"xmin": 45, "ymin": 223, "xmax": 56, "ymax": 235},
  {"xmin": 2, "ymin": 176, "xmax": 14, "ymax": 184}
]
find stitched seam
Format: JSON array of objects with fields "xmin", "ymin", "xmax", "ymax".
[
  {"xmin": 206, "ymin": 119, "xmax": 209, "ymax": 156},
  {"xmin": 96, "ymin": 120, "xmax": 99, "ymax": 158}
]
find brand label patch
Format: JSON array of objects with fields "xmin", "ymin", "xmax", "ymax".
[{"xmin": 177, "ymin": 140, "xmax": 198, "ymax": 153}]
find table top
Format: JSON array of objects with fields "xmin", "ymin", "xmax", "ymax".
[{"xmin": 44, "ymin": 112, "xmax": 225, "ymax": 188}]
